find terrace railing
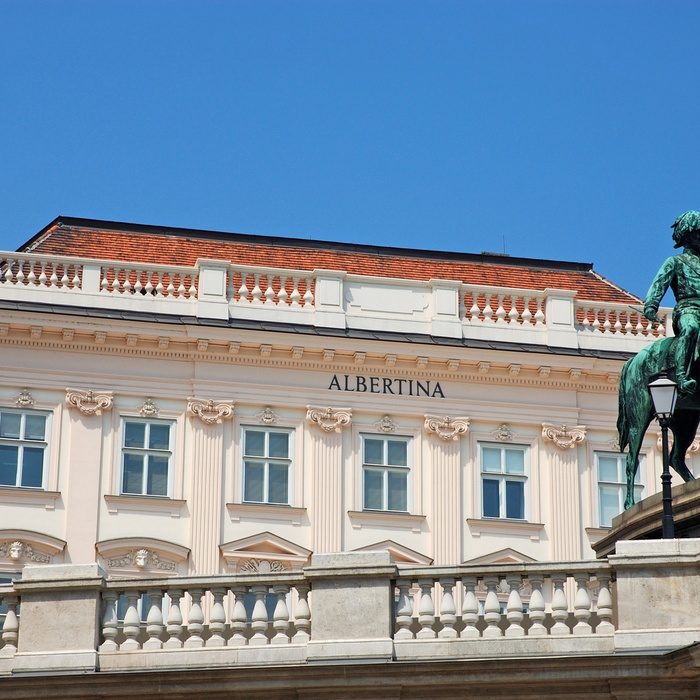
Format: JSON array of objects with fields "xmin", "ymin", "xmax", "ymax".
[{"xmin": 0, "ymin": 251, "xmax": 670, "ymax": 352}]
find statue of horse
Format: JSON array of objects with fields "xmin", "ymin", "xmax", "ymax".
[{"xmin": 618, "ymin": 336, "xmax": 697, "ymax": 509}]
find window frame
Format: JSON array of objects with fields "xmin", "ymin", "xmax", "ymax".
[
  {"xmin": 360, "ymin": 433, "xmax": 413, "ymax": 514},
  {"xmin": 0, "ymin": 408, "xmax": 52, "ymax": 490},
  {"xmin": 595, "ymin": 450, "xmax": 644, "ymax": 528},
  {"xmin": 240, "ymin": 425, "xmax": 295, "ymax": 507},
  {"xmin": 119, "ymin": 416, "xmax": 176, "ymax": 498},
  {"xmin": 478, "ymin": 442, "xmax": 530, "ymax": 521}
]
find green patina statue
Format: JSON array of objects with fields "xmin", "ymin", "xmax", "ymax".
[{"xmin": 618, "ymin": 211, "xmax": 700, "ymax": 509}]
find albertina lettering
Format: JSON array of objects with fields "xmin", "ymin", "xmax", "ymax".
[{"xmin": 328, "ymin": 374, "xmax": 445, "ymax": 398}]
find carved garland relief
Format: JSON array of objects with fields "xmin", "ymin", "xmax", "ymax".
[
  {"xmin": 187, "ymin": 398, "xmax": 234, "ymax": 425},
  {"xmin": 541, "ymin": 423, "xmax": 587, "ymax": 449},
  {"xmin": 66, "ymin": 389, "xmax": 114, "ymax": 416},
  {"xmin": 306, "ymin": 406, "xmax": 352, "ymax": 433},
  {"xmin": 424, "ymin": 415, "xmax": 470, "ymax": 441}
]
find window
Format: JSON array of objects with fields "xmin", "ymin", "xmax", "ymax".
[
  {"xmin": 242, "ymin": 428, "xmax": 292, "ymax": 505},
  {"xmin": 597, "ymin": 451, "xmax": 643, "ymax": 527},
  {"xmin": 0, "ymin": 410, "xmax": 48, "ymax": 489},
  {"xmin": 480, "ymin": 443, "xmax": 528, "ymax": 520},
  {"xmin": 362, "ymin": 435, "xmax": 410, "ymax": 512},
  {"xmin": 121, "ymin": 419, "xmax": 173, "ymax": 497}
]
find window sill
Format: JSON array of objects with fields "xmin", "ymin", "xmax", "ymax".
[
  {"xmin": 226, "ymin": 502, "xmax": 307, "ymax": 526},
  {"xmin": 467, "ymin": 518, "xmax": 545, "ymax": 541},
  {"xmin": 0, "ymin": 487, "xmax": 60, "ymax": 510},
  {"xmin": 104, "ymin": 494, "xmax": 186, "ymax": 518},
  {"xmin": 348, "ymin": 510, "xmax": 426, "ymax": 533}
]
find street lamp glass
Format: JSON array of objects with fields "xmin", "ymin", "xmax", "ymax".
[{"xmin": 647, "ymin": 375, "xmax": 678, "ymax": 420}]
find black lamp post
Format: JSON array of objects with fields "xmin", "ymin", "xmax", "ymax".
[{"xmin": 647, "ymin": 373, "xmax": 678, "ymax": 539}]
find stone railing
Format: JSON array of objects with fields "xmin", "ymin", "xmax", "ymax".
[
  {"xmin": 0, "ymin": 250, "xmax": 669, "ymax": 351},
  {"xmin": 1, "ymin": 542, "xmax": 700, "ymax": 676}
]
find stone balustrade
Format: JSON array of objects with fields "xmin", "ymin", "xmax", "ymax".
[
  {"xmin": 1, "ymin": 542, "xmax": 699, "ymax": 676},
  {"xmin": 0, "ymin": 250, "xmax": 668, "ymax": 351}
]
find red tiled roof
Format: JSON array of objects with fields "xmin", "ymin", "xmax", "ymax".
[{"xmin": 22, "ymin": 219, "xmax": 638, "ymax": 304}]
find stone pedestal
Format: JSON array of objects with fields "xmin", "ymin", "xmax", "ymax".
[
  {"xmin": 304, "ymin": 551, "xmax": 397, "ymax": 663},
  {"xmin": 611, "ymin": 539, "xmax": 700, "ymax": 652},
  {"xmin": 12, "ymin": 564, "xmax": 105, "ymax": 674}
]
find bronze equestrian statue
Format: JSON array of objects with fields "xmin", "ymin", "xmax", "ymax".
[{"xmin": 618, "ymin": 211, "xmax": 700, "ymax": 509}]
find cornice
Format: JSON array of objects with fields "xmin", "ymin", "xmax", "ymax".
[{"xmin": 0, "ymin": 322, "xmax": 624, "ymax": 393}]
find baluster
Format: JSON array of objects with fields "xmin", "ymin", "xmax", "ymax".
[
  {"xmin": 303, "ymin": 277, "xmax": 314, "ymax": 306},
  {"xmin": 144, "ymin": 272, "xmax": 154, "ymax": 295},
  {"xmin": 495, "ymin": 294, "xmax": 506, "ymax": 324},
  {"xmin": 144, "ymin": 589, "xmax": 164, "ymax": 649},
  {"xmin": 469, "ymin": 293, "xmax": 480, "ymax": 322},
  {"xmin": 438, "ymin": 578, "xmax": 457, "ymax": 639},
  {"xmin": 603, "ymin": 310, "xmax": 612, "ymax": 333},
  {"xmin": 290, "ymin": 278, "xmax": 301, "ymax": 307},
  {"xmin": 613, "ymin": 310, "xmax": 622, "ymax": 333},
  {"xmin": 99, "ymin": 590, "xmax": 119, "ymax": 651},
  {"xmin": 251, "ymin": 274, "xmax": 262, "ymax": 303},
  {"xmin": 483, "ymin": 294, "xmax": 494, "ymax": 323},
  {"xmin": 188, "ymin": 274, "xmax": 198, "ymax": 299},
  {"xmin": 272, "ymin": 585, "xmax": 291, "ymax": 644},
  {"xmin": 229, "ymin": 585, "xmax": 248, "ymax": 647},
  {"xmin": 208, "ymin": 587, "xmax": 227, "ymax": 647},
  {"xmin": 238, "ymin": 273, "xmax": 250, "ymax": 303},
  {"xmin": 48, "ymin": 265, "xmax": 58, "ymax": 288},
  {"xmin": 550, "ymin": 574, "xmax": 570, "ymax": 636},
  {"xmin": 635, "ymin": 313, "xmax": 644, "ymax": 335},
  {"xmin": 505, "ymin": 575, "xmax": 525, "ymax": 637},
  {"xmin": 123, "ymin": 269, "xmax": 132, "ymax": 294},
  {"xmin": 278, "ymin": 277, "xmax": 288, "ymax": 305},
  {"xmin": 184, "ymin": 588, "xmax": 205, "ymax": 648},
  {"xmin": 292, "ymin": 583, "xmax": 311, "ymax": 644},
  {"xmin": 155, "ymin": 272, "xmax": 164, "ymax": 297},
  {"xmin": 624, "ymin": 312, "xmax": 633, "ymax": 334},
  {"xmin": 60, "ymin": 264, "xmax": 70, "ymax": 287},
  {"xmin": 99, "ymin": 268, "xmax": 109, "ymax": 292},
  {"xmin": 527, "ymin": 575, "xmax": 547, "ymax": 636},
  {"xmin": 27, "ymin": 262, "xmax": 36, "ymax": 286},
  {"xmin": 121, "ymin": 591, "xmax": 142, "ymax": 651},
  {"xmin": 573, "ymin": 573, "xmax": 592, "ymax": 635},
  {"xmin": 508, "ymin": 295, "xmax": 520, "ymax": 324},
  {"xmin": 72, "ymin": 265, "xmax": 81, "ymax": 289},
  {"xmin": 179, "ymin": 274, "xmax": 188, "ymax": 298},
  {"xmin": 416, "ymin": 579, "xmax": 436, "ymax": 639},
  {"xmin": 2, "ymin": 258, "xmax": 15, "ymax": 284},
  {"xmin": 16, "ymin": 259, "xmax": 25, "ymax": 285},
  {"xmin": 38, "ymin": 262, "xmax": 48, "ymax": 287},
  {"xmin": 658, "ymin": 315, "xmax": 667, "ymax": 336},
  {"xmin": 164, "ymin": 588, "xmax": 183, "ymax": 648},
  {"xmin": 264, "ymin": 276, "xmax": 275, "ymax": 304},
  {"xmin": 460, "ymin": 576, "xmax": 479, "ymax": 639},
  {"xmin": 1, "ymin": 594, "xmax": 20, "ymax": 652},
  {"xmin": 482, "ymin": 576, "xmax": 503, "ymax": 638},
  {"xmin": 250, "ymin": 585, "xmax": 270, "ymax": 646},
  {"xmin": 394, "ymin": 580, "xmax": 414, "ymax": 640},
  {"xmin": 522, "ymin": 296, "xmax": 533, "ymax": 325},
  {"xmin": 534, "ymin": 296, "xmax": 545, "ymax": 326},
  {"xmin": 166, "ymin": 275, "xmax": 175, "ymax": 297},
  {"xmin": 591, "ymin": 308, "xmax": 601, "ymax": 333},
  {"xmin": 594, "ymin": 574, "xmax": 614, "ymax": 634},
  {"xmin": 111, "ymin": 268, "xmax": 120, "ymax": 292}
]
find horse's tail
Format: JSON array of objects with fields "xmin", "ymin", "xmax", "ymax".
[{"xmin": 617, "ymin": 358, "xmax": 632, "ymax": 452}]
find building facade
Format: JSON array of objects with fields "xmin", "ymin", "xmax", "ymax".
[{"xmin": 1, "ymin": 217, "xmax": 699, "ymax": 697}]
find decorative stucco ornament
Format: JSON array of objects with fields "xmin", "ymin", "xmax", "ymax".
[
  {"xmin": 139, "ymin": 398, "xmax": 160, "ymax": 417},
  {"xmin": 424, "ymin": 415, "xmax": 470, "ymax": 441},
  {"xmin": 306, "ymin": 406, "xmax": 352, "ymax": 433},
  {"xmin": 492, "ymin": 424, "xmax": 515, "ymax": 442},
  {"xmin": 0, "ymin": 540, "xmax": 51, "ymax": 563},
  {"xmin": 187, "ymin": 398, "xmax": 234, "ymax": 425},
  {"xmin": 66, "ymin": 389, "xmax": 113, "ymax": 416},
  {"xmin": 107, "ymin": 548, "xmax": 175, "ymax": 571},
  {"xmin": 256, "ymin": 407, "xmax": 279, "ymax": 425},
  {"xmin": 15, "ymin": 389, "xmax": 35, "ymax": 407},
  {"xmin": 541, "ymin": 424, "xmax": 586, "ymax": 449},
  {"xmin": 374, "ymin": 415, "xmax": 398, "ymax": 433}
]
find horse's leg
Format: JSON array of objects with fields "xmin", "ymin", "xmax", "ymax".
[
  {"xmin": 669, "ymin": 409, "xmax": 699, "ymax": 482},
  {"xmin": 624, "ymin": 425, "xmax": 646, "ymax": 509}
]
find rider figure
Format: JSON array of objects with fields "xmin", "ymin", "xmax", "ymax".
[{"xmin": 644, "ymin": 210, "xmax": 700, "ymax": 396}]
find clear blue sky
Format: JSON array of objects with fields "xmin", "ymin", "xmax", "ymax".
[{"xmin": 2, "ymin": 0, "xmax": 699, "ymax": 299}]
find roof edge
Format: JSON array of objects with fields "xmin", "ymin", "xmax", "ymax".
[{"xmin": 18, "ymin": 216, "xmax": 595, "ymax": 274}]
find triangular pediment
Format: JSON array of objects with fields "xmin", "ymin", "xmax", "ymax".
[
  {"xmin": 462, "ymin": 547, "xmax": 537, "ymax": 565},
  {"xmin": 353, "ymin": 539, "xmax": 433, "ymax": 565},
  {"xmin": 220, "ymin": 531, "xmax": 312, "ymax": 572}
]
